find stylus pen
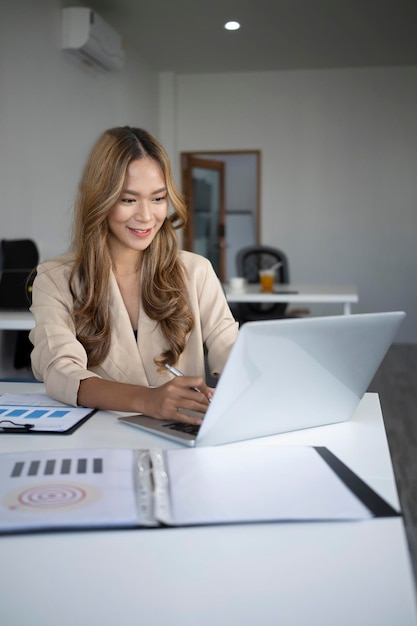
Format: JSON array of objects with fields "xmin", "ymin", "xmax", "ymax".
[{"xmin": 164, "ymin": 364, "xmax": 203, "ymax": 394}]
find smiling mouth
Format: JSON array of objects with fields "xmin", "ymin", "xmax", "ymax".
[{"xmin": 128, "ymin": 227, "xmax": 152, "ymax": 236}]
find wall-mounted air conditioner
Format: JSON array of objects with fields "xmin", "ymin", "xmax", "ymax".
[{"xmin": 61, "ymin": 7, "xmax": 125, "ymax": 71}]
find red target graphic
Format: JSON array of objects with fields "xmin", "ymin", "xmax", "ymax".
[
  {"xmin": 4, "ymin": 482, "xmax": 101, "ymax": 514},
  {"xmin": 17, "ymin": 484, "xmax": 87, "ymax": 509}
]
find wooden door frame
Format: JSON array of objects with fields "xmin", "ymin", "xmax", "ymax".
[
  {"xmin": 181, "ymin": 149, "xmax": 261, "ymax": 248},
  {"xmin": 181, "ymin": 154, "xmax": 227, "ymax": 280},
  {"xmin": 181, "ymin": 154, "xmax": 225, "ymax": 241}
]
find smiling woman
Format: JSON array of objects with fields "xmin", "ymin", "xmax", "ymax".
[{"xmin": 29, "ymin": 127, "xmax": 238, "ymax": 424}]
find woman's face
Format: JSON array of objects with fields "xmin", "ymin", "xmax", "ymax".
[{"xmin": 107, "ymin": 156, "xmax": 168, "ymax": 257}]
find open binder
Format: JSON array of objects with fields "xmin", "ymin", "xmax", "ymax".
[{"xmin": 0, "ymin": 445, "xmax": 398, "ymax": 534}]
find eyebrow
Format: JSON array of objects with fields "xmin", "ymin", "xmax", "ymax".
[{"xmin": 122, "ymin": 186, "xmax": 167, "ymax": 196}]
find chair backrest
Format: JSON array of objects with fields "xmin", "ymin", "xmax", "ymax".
[
  {"xmin": 0, "ymin": 239, "xmax": 39, "ymax": 270},
  {"xmin": 236, "ymin": 245, "xmax": 290, "ymax": 284},
  {"xmin": 235, "ymin": 245, "xmax": 290, "ymax": 321},
  {"xmin": 0, "ymin": 239, "xmax": 39, "ymax": 309}
]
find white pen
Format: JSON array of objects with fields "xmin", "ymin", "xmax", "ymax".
[{"xmin": 164, "ymin": 363, "xmax": 203, "ymax": 394}]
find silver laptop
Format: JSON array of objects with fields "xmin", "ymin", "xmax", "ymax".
[{"xmin": 119, "ymin": 311, "xmax": 405, "ymax": 446}]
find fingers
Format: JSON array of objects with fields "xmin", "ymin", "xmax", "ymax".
[
  {"xmin": 173, "ymin": 409, "xmax": 204, "ymax": 426},
  {"xmin": 167, "ymin": 376, "xmax": 212, "ymax": 423},
  {"xmin": 144, "ymin": 377, "xmax": 213, "ymax": 424},
  {"xmin": 173, "ymin": 376, "xmax": 213, "ymax": 403},
  {"xmin": 166, "ymin": 377, "xmax": 212, "ymax": 405}
]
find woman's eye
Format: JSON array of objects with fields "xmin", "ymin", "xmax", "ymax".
[
  {"xmin": 121, "ymin": 198, "xmax": 135, "ymax": 204},
  {"xmin": 153, "ymin": 195, "xmax": 167, "ymax": 203}
]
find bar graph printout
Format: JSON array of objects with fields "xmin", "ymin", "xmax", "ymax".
[
  {"xmin": 0, "ymin": 448, "xmax": 139, "ymax": 531},
  {"xmin": 0, "ymin": 394, "xmax": 95, "ymax": 433}
]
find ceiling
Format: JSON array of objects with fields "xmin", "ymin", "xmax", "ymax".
[{"xmin": 91, "ymin": 0, "xmax": 417, "ymax": 74}]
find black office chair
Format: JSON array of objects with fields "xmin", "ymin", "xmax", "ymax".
[
  {"xmin": 0, "ymin": 239, "xmax": 39, "ymax": 369},
  {"xmin": 235, "ymin": 245, "xmax": 291, "ymax": 324}
]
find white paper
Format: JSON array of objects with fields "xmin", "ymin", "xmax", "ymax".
[
  {"xmin": 1, "ymin": 393, "xmax": 68, "ymax": 407},
  {"xmin": 162, "ymin": 445, "xmax": 373, "ymax": 525}
]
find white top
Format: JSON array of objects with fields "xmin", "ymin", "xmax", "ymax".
[{"xmin": 0, "ymin": 382, "xmax": 416, "ymax": 626}]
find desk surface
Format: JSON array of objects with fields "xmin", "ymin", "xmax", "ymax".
[{"xmin": 0, "ymin": 383, "xmax": 416, "ymax": 626}]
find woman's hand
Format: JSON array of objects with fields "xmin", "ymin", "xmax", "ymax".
[
  {"xmin": 142, "ymin": 376, "xmax": 214, "ymax": 424},
  {"xmin": 77, "ymin": 377, "xmax": 214, "ymax": 424}
]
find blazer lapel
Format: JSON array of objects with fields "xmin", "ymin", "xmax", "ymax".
[
  {"xmin": 137, "ymin": 308, "xmax": 171, "ymax": 387},
  {"xmin": 103, "ymin": 272, "xmax": 169, "ymax": 387},
  {"xmin": 102, "ymin": 272, "xmax": 147, "ymax": 385}
]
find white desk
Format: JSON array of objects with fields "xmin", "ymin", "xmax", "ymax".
[
  {"xmin": 0, "ymin": 286, "xmax": 359, "ymax": 330},
  {"xmin": 0, "ymin": 310, "xmax": 35, "ymax": 330},
  {"xmin": 224, "ymin": 283, "xmax": 359, "ymax": 315},
  {"xmin": 0, "ymin": 382, "xmax": 416, "ymax": 626}
]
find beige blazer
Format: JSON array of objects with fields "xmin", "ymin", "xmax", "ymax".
[{"xmin": 29, "ymin": 250, "xmax": 239, "ymax": 406}]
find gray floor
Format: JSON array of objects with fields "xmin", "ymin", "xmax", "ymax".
[{"xmin": 368, "ymin": 343, "xmax": 417, "ymax": 587}]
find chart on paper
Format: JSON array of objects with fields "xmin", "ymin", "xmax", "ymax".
[
  {"xmin": 0, "ymin": 393, "xmax": 94, "ymax": 432},
  {"xmin": 0, "ymin": 448, "xmax": 139, "ymax": 531}
]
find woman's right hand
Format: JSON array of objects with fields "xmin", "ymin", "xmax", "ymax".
[
  {"xmin": 77, "ymin": 376, "xmax": 213, "ymax": 424},
  {"xmin": 142, "ymin": 376, "xmax": 214, "ymax": 424}
]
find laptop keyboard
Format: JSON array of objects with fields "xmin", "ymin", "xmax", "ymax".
[{"xmin": 162, "ymin": 422, "xmax": 201, "ymax": 436}]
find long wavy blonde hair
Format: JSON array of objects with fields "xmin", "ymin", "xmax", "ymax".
[{"xmin": 69, "ymin": 126, "xmax": 194, "ymax": 368}]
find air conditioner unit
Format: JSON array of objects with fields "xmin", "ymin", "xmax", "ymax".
[{"xmin": 61, "ymin": 7, "xmax": 125, "ymax": 71}]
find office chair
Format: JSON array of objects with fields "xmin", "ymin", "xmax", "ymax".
[
  {"xmin": 0, "ymin": 239, "xmax": 39, "ymax": 369},
  {"xmin": 235, "ymin": 245, "xmax": 291, "ymax": 324}
]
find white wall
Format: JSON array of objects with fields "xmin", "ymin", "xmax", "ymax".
[
  {"xmin": 171, "ymin": 68, "xmax": 417, "ymax": 342},
  {"xmin": 0, "ymin": 0, "xmax": 159, "ymax": 261}
]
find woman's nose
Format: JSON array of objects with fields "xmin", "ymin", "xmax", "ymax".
[{"xmin": 134, "ymin": 201, "xmax": 152, "ymax": 221}]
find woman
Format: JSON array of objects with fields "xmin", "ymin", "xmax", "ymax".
[{"xmin": 29, "ymin": 127, "xmax": 238, "ymax": 425}]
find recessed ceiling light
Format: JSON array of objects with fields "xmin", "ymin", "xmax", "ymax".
[{"xmin": 224, "ymin": 21, "xmax": 240, "ymax": 31}]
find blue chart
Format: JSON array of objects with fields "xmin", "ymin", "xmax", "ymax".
[
  {"xmin": 0, "ymin": 394, "xmax": 94, "ymax": 432},
  {"xmin": 0, "ymin": 407, "xmax": 71, "ymax": 420}
]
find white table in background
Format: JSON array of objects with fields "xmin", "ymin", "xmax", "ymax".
[
  {"xmin": 0, "ymin": 382, "xmax": 416, "ymax": 626},
  {"xmin": 224, "ymin": 283, "xmax": 359, "ymax": 315},
  {"xmin": 0, "ymin": 310, "xmax": 35, "ymax": 330},
  {"xmin": 0, "ymin": 286, "xmax": 359, "ymax": 328}
]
